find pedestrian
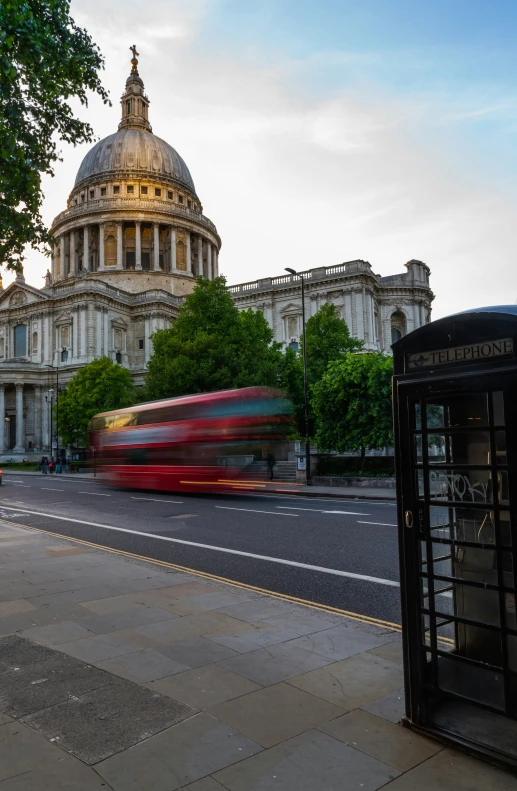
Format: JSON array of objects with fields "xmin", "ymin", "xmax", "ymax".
[
  {"xmin": 266, "ymin": 450, "xmax": 276, "ymax": 481},
  {"xmin": 49, "ymin": 456, "xmax": 54, "ymax": 474},
  {"xmin": 41, "ymin": 455, "xmax": 49, "ymax": 474},
  {"xmin": 55, "ymin": 456, "xmax": 61, "ymax": 474},
  {"xmin": 66, "ymin": 455, "xmax": 71, "ymax": 473}
]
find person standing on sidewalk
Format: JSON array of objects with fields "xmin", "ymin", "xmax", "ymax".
[
  {"xmin": 41, "ymin": 455, "xmax": 49, "ymax": 474},
  {"xmin": 266, "ymin": 450, "xmax": 276, "ymax": 481}
]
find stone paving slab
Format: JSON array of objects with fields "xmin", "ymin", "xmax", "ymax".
[
  {"xmin": 219, "ymin": 641, "xmax": 334, "ymax": 686},
  {"xmin": 319, "ymin": 708, "xmax": 443, "ymax": 772},
  {"xmin": 95, "ymin": 712, "xmax": 263, "ymax": 790},
  {"xmin": 208, "ymin": 681, "xmax": 345, "ymax": 748},
  {"xmin": 287, "ymin": 652, "xmax": 404, "ymax": 710},
  {"xmin": 96, "ymin": 647, "xmax": 190, "ymax": 683},
  {"xmin": 0, "ymin": 721, "xmax": 107, "ymax": 789},
  {"xmin": 213, "ymin": 728, "xmax": 400, "ymax": 790},
  {"xmin": 383, "ymin": 747, "xmax": 517, "ymax": 790},
  {"xmin": 148, "ymin": 663, "xmax": 262, "ymax": 709}
]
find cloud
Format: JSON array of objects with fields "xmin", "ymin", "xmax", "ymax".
[{"xmin": 14, "ymin": 0, "xmax": 517, "ymax": 320}]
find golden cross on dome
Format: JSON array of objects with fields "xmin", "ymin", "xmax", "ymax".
[{"xmin": 130, "ymin": 44, "xmax": 139, "ymax": 74}]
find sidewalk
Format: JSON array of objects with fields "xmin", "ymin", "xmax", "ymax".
[
  {"xmin": 1, "ymin": 471, "xmax": 396, "ymax": 500},
  {"xmin": 0, "ymin": 521, "xmax": 515, "ymax": 789}
]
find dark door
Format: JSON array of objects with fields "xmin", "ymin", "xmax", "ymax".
[
  {"xmin": 398, "ymin": 377, "xmax": 517, "ymax": 719},
  {"xmin": 8, "ymin": 416, "xmax": 16, "ymax": 449}
]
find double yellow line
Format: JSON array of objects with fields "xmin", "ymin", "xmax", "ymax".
[{"xmin": 0, "ymin": 517, "xmax": 402, "ymax": 634}]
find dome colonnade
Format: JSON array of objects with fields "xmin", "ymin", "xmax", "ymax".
[{"xmin": 49, "ymin": 51, "xmax": 220, "ymax": 294}]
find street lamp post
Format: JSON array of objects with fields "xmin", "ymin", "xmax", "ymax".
[
  {"xmin": 44, "ymin": 355, "xmax": 63, "ymax": 453},
  {"xmin": 285, "ymin": 267, "xmax": 311, "ymax": 485},
  {"xmin": 44, "ymin": 390, "xmax": 54, "ymax": 452}
]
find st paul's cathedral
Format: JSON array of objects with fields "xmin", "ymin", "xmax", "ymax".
[{"xmin": 0, "ymin": 50, "xmax": 433, "ymax": 455}]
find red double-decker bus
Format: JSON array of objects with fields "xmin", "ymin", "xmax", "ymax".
[{"xmin": 89, "ymin": 386, "xmax": 298, "ymax": 494}]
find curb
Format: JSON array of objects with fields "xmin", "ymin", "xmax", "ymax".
[
  {"xmin": 0, "ymin": 471, "xmax": 397, "ymax": 500},
  {"xmin": 294, "ymin": 489, "xmax": 396, "ymax": 501},
  {"xmin": 1, "ymin": 471, "xmax": 95, "ymax": 481}
]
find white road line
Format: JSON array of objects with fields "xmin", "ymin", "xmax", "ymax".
[
  {"xmin": 263, "ymin": 494, "xmax": 396, "ymax": 506},
  {"xmin": 216, "ymin": 506, "xmax": 298, "ymax": 517},
  {"xmin": 41, "ymin": 488, "xmax": 65, "ymax": 492},
  {"xmin": 78, "ymin": 492, "xmax": 111, "ymax": 497},
  {"xmin": 12, "ymin": 485, "xmax": 30, "ymax": 488},
  {"xmin": 357, "ymin": 521, "xmax": 397, "ymax": 527},
  {"xmin": 131, "ymin": 497, "xmax": 183, "ymax": 504},
  {"xmin": 0, "ymin": 504, "xmax": 399, "ymax": 588},
  {"xmin": 277, "ymin": 506, "xmax": 370, "ymax": 515}
]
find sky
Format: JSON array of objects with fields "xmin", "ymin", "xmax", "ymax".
[{"xmin": 13, "ymin": 0, "xmax": 517, "ymax": 318}]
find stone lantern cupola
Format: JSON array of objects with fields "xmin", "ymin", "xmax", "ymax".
[{"xmin": 119, "ymin": 45, "xmax": 152, "ymax": 133}]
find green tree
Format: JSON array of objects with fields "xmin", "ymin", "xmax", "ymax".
[
  {"xmin": 144, "ymin": 277, "xmax": 284, "ymax": 399},
  {"xmin": 312, "ymin": 353, "xmax": 394, "ymax": 468},
  {"xmin": 57, "ymin": 357, "xmax": 135, "ymax": 447},
  {"xmin": 0, "ymin": 0, "xmax": 109, "ymax": 270},
  {"xmin": 303, "ymin": 303, "xmax": 363, "ymax": 388}
]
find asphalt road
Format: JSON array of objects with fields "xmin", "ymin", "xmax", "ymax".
[{"xmin": 0, "ymin": 475, "xmax": 401, "ymax": 625}]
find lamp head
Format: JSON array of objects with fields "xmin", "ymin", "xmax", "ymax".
[{"xmin": 285, "ymin": 268, "xmax": 296, "ymax": 275}]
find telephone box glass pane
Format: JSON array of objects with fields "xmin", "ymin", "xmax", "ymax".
[
  {"xmin": 429, "ymin": 469, "xmax": 491, "ymax": 504},
  {"xmin": 426, "ymin": 394, "xmax": 488, "ymax": 429}
]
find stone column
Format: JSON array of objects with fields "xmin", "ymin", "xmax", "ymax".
[
  {"xmin": 0, "ymin": 385, "xmax": 4, "ymax": 454},
  {"xmin": 14, "ymin": 384, "xmax": 24, "ymax": 452},
  {"xmin": 153, "ymin": 223, "xmax": 160, "ymax": 271},
  {"xmin": 135, "ymin": 222, "xmax": 142, "ymax": 270},
  {"xmin": 104, "ymin": 309, "xmax": 109, "ymax": 356},
  {"xmin": 98, "ymin": 223, "xmax": 105, "ymax": 270},
  {"xmin": 34, "ymin": 385, "xmax": 41, "ymax": 450},
  {"xmin": 51, "ymin": 243, "xmax": 57, "ymax": 282},
  {"xmin": 197, "ymin": 236, "xmax": 203, "ymax": 278},
  {"xmin": 83, "ymin": 225, "xmax": 89, "ymax": 271},
  {"xmin": 60, "ymin": 235, "xmax": 66, "ymax": 280},
  {"xmin": 69, "ymin": 230, "xmax": 76, "ymax": 276},
  {"xmin": 186, "ymin": 232, "xmax": 192, "ymax": 274},
  {"xmin": 413, "ymin": 303, "xmax": 420, "ymax": 331},
  {"xmin": 117, "ymin": 223, "xmax": 123, "ymax": 270},
  {"xmin": 170, "ymin": 228, "xmax": 176, "ymax": 271},
  {"xmin": 207, "ymin": 243, "xmax": 212, "ymax": 280},
  {"xmin": 213, "ymin": 248, "xmax": 218, "ymax": 277}
]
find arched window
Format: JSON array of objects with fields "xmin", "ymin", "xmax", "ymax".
[
  {"xmin": 391, "ymin": 310, "xmax": 407, "ymax": 345},
  {"xmin": 14, "ymin": 325, "xmax": 27, "ymax": 357},
  {"xmin": 0, "ymin": 337, "xmax": 4, "ymax": 357},
  {"xmin": 32, "ymin": 331, "xmax": 38, "ymax": 353}
]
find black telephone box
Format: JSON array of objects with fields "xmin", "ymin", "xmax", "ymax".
[{"xmin": 392, "ymin": 306, "xmax": 517, "ymax": 766}]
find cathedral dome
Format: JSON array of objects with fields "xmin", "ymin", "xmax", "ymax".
[{"xmin": 74, "ymin": 129, "xmax": 196, "ymax": 194}]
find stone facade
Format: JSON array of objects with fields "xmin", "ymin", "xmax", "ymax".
[
  {"xmin": 230, "ymin": 258, "xmax": 433, "ymax": 352},
  {"xmin": 0, "ymin": 51, "xmax": 434, "ymax": 456}
]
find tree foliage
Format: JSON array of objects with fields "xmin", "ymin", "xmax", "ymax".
[
  {"xmin": 302, "ymin": 303, "xmax": 363, "ymax": 388},
  {"xmin": 0, "ymin": 0, "xmax": 109, "ymax": 270},
  {"xmin": 312, "ymin": 353, "xmax": 394, "ymax": 465},
  {"xmin": 57, "ymin": 357, "xmax": 135, "ymax": 447},
  {"xmin": 144, "ymin": 277, "xmax": 284, "ymax": 399}
]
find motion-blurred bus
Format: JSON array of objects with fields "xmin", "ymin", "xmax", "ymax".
[{"xmin": 89, "ymin": 386, "xmax": 297, "ymax": 494}]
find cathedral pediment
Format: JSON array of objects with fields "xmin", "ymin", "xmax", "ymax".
[
  {"xmin": 279, "ymin": 302, "xmax": 302, "ymax": 315},
  {"xmin": 0, "ymin": 282, "xmax": 48, "ymax": 311}
]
